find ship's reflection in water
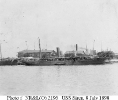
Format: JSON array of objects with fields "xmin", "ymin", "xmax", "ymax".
[{"xmin": 0, "ymin": 64, "xmax": 118, "ymax": 95}]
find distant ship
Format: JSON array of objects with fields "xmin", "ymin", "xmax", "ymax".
[
  {"xmin": 0, "ymin": 43, "xmax": 18, "ymax": 65},
  {"xmin": 0, "ymin": 58, "xmax": 18, "ymax": 66}
]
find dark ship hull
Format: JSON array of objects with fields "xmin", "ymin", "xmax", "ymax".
[
  {"xmin": 0, "ymin": 59, "xmax": 18, "ymax": 66},
  {"xmin": 22, "ymin": 58, "xmax": 72, "ymax": 66},
  {"xmin": 22, "ymin": 57, "xmax": 107, "ymax": 66},
  {"xmin": 73, "ymin": 57, "xmax": 106, "ymax": 65}
]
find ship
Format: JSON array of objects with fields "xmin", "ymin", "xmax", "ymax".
[
  {"xmin": 21, "ymin": 39, "xmax": 108, "ymax": 66},
  {"xmin": 22, "ymin": 56, "xmax": 107, "ymax": 66}
]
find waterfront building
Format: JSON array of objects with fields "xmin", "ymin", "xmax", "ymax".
[
  {"xmin": 17, "ymin": 50, "xmax": 57, "ymax": 58},
  {"xmin": 64, "ymin": 50, "xmax": 86, "ymax": 57},
  {"xmin": 89, "ymin": 50, "xmax": 96, "ymax": 55},
  {"xmin": 64, "ymin": 48, "xmax": 97, "ymax": 57}
]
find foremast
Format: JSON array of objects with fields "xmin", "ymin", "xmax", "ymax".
[{"xmin": 38, "ymin": 38, "xmax": 41, "ymax": 59}]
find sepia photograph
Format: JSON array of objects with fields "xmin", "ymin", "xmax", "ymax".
[{"xmin": 0, "ymin": 0, "xmax": 118, "ymax": 96}]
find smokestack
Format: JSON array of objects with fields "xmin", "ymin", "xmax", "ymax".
[
  {"xmin": 76, "ymin": 44, "xmax": 78, "ymax": 51},
  {"xmin": 56, "ymin": 47, "xmax": 60, "ymax": 57}
]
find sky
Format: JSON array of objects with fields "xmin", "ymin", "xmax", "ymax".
[{"xmin": 0, "ymin": 0, "xmax": 118, "ymax": 57}]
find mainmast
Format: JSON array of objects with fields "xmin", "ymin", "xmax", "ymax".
[
  {"xmin": 101, "ymin": 42, "xmax": 102, "ymax": 51},
  {"xmin": 86, "ymin": 44, "xmax": 87, "ymax": 51},
  {"xmin": 38, "ymin": 38, "xmax": 41, "ymax": 58},
  {"xmin": 0, "ymin": 43, "xmax": 2, "ymax": 60},
  {"xmin": 93, "ymin": 40, "xmax": 95, "ymax": 51}
]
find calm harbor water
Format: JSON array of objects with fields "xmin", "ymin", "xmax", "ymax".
[{"xmin": 0, "ymin": 63, "xmax": 118, "ymax": 95}]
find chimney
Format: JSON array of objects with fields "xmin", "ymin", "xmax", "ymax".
[
  {"xmin": 56, "ymin": 47, "xmax": 60, "ymax": 57},
  {"xmin": 76, "ymin": 44, "xmax": 78, "ymax": 51}
]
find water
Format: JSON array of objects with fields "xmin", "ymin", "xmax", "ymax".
[{"xmin": 0, "ymin": 63, "xmax": 118, "ymax": 95}]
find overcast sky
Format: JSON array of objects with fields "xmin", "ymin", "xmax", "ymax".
[{"xmin": 0, "ymin": 0, "xmax": 118, "ymax": 57}]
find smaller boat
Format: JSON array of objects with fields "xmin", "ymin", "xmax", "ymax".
[
  {"xmin": 0, "ymin": 58, "xmax": 18, "ymax": 66},
  {"xmin": 0, "ymin": 43, "xmax": 19, "ymax": 66},
  {"xmin": 108, "ymin": 58, "xmax": 118, "ymax": 64}
]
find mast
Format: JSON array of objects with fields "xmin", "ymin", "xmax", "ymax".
[
  {"xmin": 34, "ymin": 42, "xmax": 35, "ymax": 50},
  {"xmin": 25, "ymin": 41, "xmax": 28, "ymax": 57},
  {"xmin": 38, "ymin": 38, "xmax": 41, "ymax": 58},
  {"xmin": 0, "ymin": 43, "xmax": 2, "ymax": 60},
  {"xmin": 86, "ymin": 44, "xmax": 87, "ymax": 51},
  {"xmin": 101, "ymin": 42, "xmax": 102, "ymax": 51},
  {"xmin": 93, "ymin": 40, "xmax": 95, "ymax": 51},
  {"xmin": 86, "ymin": 43, "xmax": 88, "ymax": 54}
]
